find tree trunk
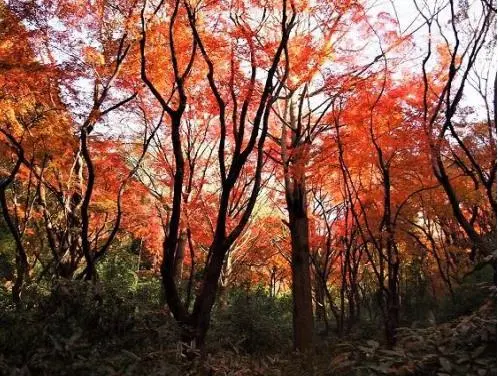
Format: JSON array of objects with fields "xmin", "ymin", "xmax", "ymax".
[
  {"xmin": 288, "ymin": 207, "xmax": 314, "ymax": 351},
  {"xmin": 12, "ymin": 246, "xmax": 28, "ymax": 306},
  {"xmin": 385, "ymin": 248, "xmax": 400, "ymax": 347},
  {"xmin": 190, "ymin": 240, "xmax": 229, "ymax": 348},
  {"xmin": 281, "ymin": 94, "xmax": 314, "ymax": 352},
  {"xmin": 174, "ymin": 230, "xmax": 186, "ymax": 283},
  {"xmin": 0, "ymin": 184, "xmax": 29, "ymax": 306},
  {"xmin": 314, "ymin": 276, "xmax": 328, "ymax": 333}
]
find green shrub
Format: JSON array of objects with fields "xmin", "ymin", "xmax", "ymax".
[
  {"xmin": 211, "ymin": 287, "xmax": 293, "ymax": 354},
  {"xmin": 437, "ymin": 264, "xmax": 495, "ymax": 322},
  {"xmin": 0, "ymin": 278, "xmax": 178, "ymax": 374},
  {"xmin": 97, "ymin": 247, "xmax": 140, "ymax": 290}
]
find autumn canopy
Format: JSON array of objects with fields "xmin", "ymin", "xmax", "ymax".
[{"xmin": 0, "ymin": 0, "xmax": 496, "ymax": 372}]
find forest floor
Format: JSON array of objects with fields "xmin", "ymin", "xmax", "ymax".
[{"xmin": 0, "ymin": 281, "xmax": 496, "ymax": 376}]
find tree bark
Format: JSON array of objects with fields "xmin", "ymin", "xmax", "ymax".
[
  {"xmin": 287, "ymin": 191, "xmax": 314, "ymax": 351},
  {"xmin": 281, "ymin": 94, "xmax": 314, "ymax": 351},
  {"xmin": 174, "ymin": 230, "xmax": 186, "ymax": 283},
  {"xmin": 190, "ymin": 239, "xmax": 230, "ymax": 347},
  {"xmin": 0, "ymin": 156, "xmax": 27, "ymax": 306}
]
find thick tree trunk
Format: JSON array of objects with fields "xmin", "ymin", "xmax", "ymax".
[
  {"xmin": 190, "ymin": 240, "xmax": 229, "ymax": 348},
  {"xmin": 281, "ymin": 93, "xmax": 315, "ymax": 352},
  {"xmin": 288, "ymin": 204, "xmax": 314, "ymax": 351}
]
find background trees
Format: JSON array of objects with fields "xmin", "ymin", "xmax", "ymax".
[{"xmin": 0, "ymin": 0, "xmax": 495, "ymax": 368}]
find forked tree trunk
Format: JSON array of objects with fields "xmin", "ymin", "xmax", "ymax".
[{"xmin": 146, "ymin": 0, "xmax": 296, "ymax": 351}]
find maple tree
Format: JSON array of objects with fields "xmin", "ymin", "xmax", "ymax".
[
  {"xmin": 138, "ymin": 0, "xmax": 298, "ymax": 347},
  {"xmin": 0, "ymin": 2, "xmax": 77, "ymax": 302},
  {"xmin": 416, "ymin": 0, "xmax": 496, "ymax": 260}
]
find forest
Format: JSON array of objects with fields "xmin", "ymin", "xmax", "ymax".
[{"xmin": 0, "ymin": 0, "xmax": 496, "ymax": 374}]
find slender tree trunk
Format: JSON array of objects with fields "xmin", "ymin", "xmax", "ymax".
[
  {"xmin": 270, "ymin": 266, "xmax": 277, "ymax": 298},
  {"xmin": 1, "ymin": 181, "xmax": 28, "ymax": 305},
  {"xmin": 314, "ymin": 276, "xmax": 328, "ymax": 333},
  {"xmin": 385, "ymin": 239, "xmax": 400, "ymax": 347},
  {"xmin": 11, "ymin": 246, "xmax": 28, "ymax": 306},
  {"xmin": 185, "ymin": 227, "xmax": 196, "ymax": 308},
  {"xmin": 174, "ymin": 230, "xmax": 186, "ymax": 283},
  {"xmin": 218, "ymin": 247, "xmax": 233, "ymax": 308},
  {"xmin": 349, "ymin": 261, "xmax": 361, "ymax": 329},
  {"xmin": 339, "ymin": 250, "xmax": 348, "ymax": 336}
]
